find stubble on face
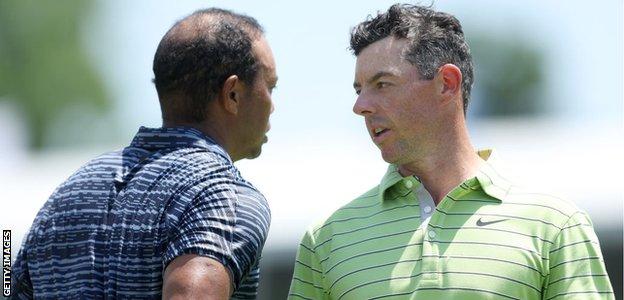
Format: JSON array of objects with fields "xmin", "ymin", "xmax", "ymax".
[
  {"xmin": 354, "ymin": 37, "xmax": 439, "ymax": 166},
  {"xmin": 240, "ymin": 37, "xmax": 277, "ymax": 160}
]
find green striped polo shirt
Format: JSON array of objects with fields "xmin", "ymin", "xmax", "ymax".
[{"xmin": 288, "ymin": 149, "xmax": 614, "ymax": 300}]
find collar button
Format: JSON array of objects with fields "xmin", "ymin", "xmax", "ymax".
[{"xmin": 404, "ymin": 180, "xmax": 413, "ymax": 189}]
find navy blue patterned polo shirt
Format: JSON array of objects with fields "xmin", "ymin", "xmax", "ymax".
[{"xmin": 11, "ymin": 127, "xmax": 271, "ymax": 299}]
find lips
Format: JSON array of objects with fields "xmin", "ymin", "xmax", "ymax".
[
  {"xmin": 373, "ymin": 127, "xmax": 388, "ymax": 136},
  {"xmin": 369, "ymin": 125, "xmax": 391, "ymax": 144},
  {"xmin": 263, "ymin": 123, "xmax": 270, "ymax": 144}
]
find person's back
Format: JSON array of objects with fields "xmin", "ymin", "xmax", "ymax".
[
  {"xmin": 12, "ymin": 127, "xmax": 270, "ymax": 298},
  {"xmin": 12, "ymin": 7, "xmax": 278, "ymax": 299}
]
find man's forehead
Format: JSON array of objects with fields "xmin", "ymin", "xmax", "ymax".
[
  {"xmin": 354, "ymin": 37, "xmax": 409, "ymax": 83},
  {"xmin": 261, "ymin": 62, "xmax": 278, "ymax": 83},
  {"xmin": 252, "ymin": 37, "xmax": 277, "ymax": 79}
]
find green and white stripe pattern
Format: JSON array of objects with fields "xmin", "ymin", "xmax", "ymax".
[{"xmin": 289, "ymin": 149, "xmax": 613, "ymax": 299}]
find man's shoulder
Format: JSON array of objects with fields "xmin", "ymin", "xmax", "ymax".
[
  {"xmin": 134, "ymin": 146, "xmax": 237, "ymax": 183},
  {"xmin": 64, "ymin": 147, "xmax": 228, "ymax": 179},
  {"xmin": 337, "ymin": 185, "xmax": 382, "ymax": 213},
  {"xmin": 304, "ymin": 185, "xmax": 381, "ymax": 244},
  {"xmin": 161, "ymin": 146, "xmax": 231, "ymax": 167},
  {"xmin": 62, "ymin": 146, "xmax": 241, "ymax": 200},
  {"xmin": 59, "ymin": 149, "xmax": 126, "ymax": 183},
  {"xmin": 503, "ymin": 185, "xmax": 587, "ymax": 226}
]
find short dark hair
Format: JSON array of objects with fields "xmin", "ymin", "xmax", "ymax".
[
  {"xmin": 350, "ymin": 4, "xmax": 474, "ymax": 114},
  {"xmin": 153, "ymin": 8, "xmax": 264, "ymax": 123}
]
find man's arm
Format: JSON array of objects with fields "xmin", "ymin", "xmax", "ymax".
[
  {"xmin": 163, "ymin": 254, "xmax": 231, "ymax": 300},
  {"xmin": 543, "ymin": 211, "xmax": 614, "ymax": 299}
]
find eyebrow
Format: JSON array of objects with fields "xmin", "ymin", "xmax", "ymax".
[{"xmin": 353, "ymin": 71, "xmax": 397, "ymax": 89}]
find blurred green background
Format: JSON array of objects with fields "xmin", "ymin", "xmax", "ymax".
[
  {"xmin": 0, "ymin": 1, "xmax": 109, "ymax": 149},
  {"xmin": 1, "ymin": 1, "xmax": 621, "ymax": 299}
]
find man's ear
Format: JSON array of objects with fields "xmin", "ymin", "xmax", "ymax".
[
  {"xmin": 436, "ymin": 64, "xmax": 462, "ymax": 99},
  {"xmin": 220, "ymin": 75, "xmax": 242, "ymax": 115}
]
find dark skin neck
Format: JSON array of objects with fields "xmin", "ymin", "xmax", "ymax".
[{"xmin": 162, "ymin": 119, "xmax": 241, "ymax": 162}]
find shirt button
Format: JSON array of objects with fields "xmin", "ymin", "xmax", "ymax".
[
  {"xmin": 428, "ymin": 230, "xmax": 436, "ymax": 239},
  {"xmin": 424, "ymin": 206, "xmax": 432, "ymax": 213},
  {"xmin": 404, "ymin": 180, "xmax": 413, "ymax": 189}
]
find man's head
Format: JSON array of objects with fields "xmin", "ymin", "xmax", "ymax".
[
  {"xmin": 351, "ymin": 4, "xmax": 472, "ymax": 165},
  {"xmin": 153, "ymin": 8, "xmax": 277, "ymax": 161},
  {"xmin": 350, "ymin": 4, "xmax": 473, "ymax": 113}
]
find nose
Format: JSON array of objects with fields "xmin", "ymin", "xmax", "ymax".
[
  {"xmin": 270, "ymin": 101, "xmax": 275, "ymax": 114},
  {"xmin": 353, "ymin": 93, "xmax": 375, "ymax": 116}
]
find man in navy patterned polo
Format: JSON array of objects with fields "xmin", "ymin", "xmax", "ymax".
[{"xmin": 11, "ymin": 8, "xmax": 277, "ymax": 299}]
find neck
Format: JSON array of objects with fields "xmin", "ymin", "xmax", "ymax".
[
  {"xmin": 398, "ymin": 122, "xmax": 482, "ymax": 205},
  {"xmin": 162, "ymin": 119, "xmax": 239, "ymax": 162}
]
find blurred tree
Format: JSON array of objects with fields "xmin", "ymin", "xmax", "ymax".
[
  {"xmin": 0, "ymin": 0, "xmax": 109, "ymax": 150},
  {"xmin": 468, "ymin": 33, "xmax": 546, "ymax": 117}
]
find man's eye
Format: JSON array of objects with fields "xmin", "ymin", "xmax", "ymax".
[
  {"xmin": 376, "ymin": 82, "xmax": 390, "ymax": 89},
  {"xmin": 355, "ymin": 89, "xmax": 361, "ymax": 95}
]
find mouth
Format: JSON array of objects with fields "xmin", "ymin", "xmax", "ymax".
[
  {"xmin": 371, "ymin": 126, "xmax": 391, "ymax": 143},
  {"xmin": 373, "ymin": 127, "xmax": 389, "ymax": 137}
]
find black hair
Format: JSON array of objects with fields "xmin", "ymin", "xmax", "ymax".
[
  {"xmin": 350, "ymin": 4, "xmax": 474, "ymax": 114},
  {"xmin": 153, "ymin": 8, "xmax": 264, "ymax": 123}
]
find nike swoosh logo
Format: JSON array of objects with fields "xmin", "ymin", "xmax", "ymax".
[{"xmin": 476, "ymin": 217, "xmax": 508, "ymax": 226}]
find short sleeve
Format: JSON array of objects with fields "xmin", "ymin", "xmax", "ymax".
[
  {"xmin": 288, "ymin": 229, "xmax": 329, "ymax": 300},
  {"xmin": 230, "ymin": 261, "xmax": 261, "ymax": 299},
  {"xmin": 543, "ymin": 212, "xmax": 615, "ymax": 299},
  {"xmin": 162, "ymin": 175, "xmax": 245, "ymax": 288}
]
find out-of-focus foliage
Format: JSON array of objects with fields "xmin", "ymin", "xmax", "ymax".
[
  {"xmin": 0, "ymin": 0, "xmax": 109, "ymax": 150},
  {"xmin": 469, "ymin": 34, "xmax": 546, "ymax": 117}
]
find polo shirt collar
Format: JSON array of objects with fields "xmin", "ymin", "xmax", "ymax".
[
  {"xmin": 378, "ymin": 148, "xmax": 511, "ymax": 203},
  {"xmin": 129, "ymin": 126, "xmax": 232, "ymax": 163},
  {"xmin": 378, "ymin": 164, "xmax": 409, "ymax": 203},
  {"xmin": 474, "ymin": 149, "xmax": 512, "ymax": 202}
]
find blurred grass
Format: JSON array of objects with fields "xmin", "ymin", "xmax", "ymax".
[
  {"xmin": 0, "ymin": 0, "xmax": 109, "ymax": 150},
  {"xmin": 468, "ymin": 33, "xmax": 546, "ymax": 118}
]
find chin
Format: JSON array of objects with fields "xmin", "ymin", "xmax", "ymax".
[
  {"xmin": 245, "ymin": 147, "xmax": 263, "ymax": 160},
  {"xmin": 377, "ymin": 145, "xmax": 399, "ymax": 164},
  {"xmin": 380, "ymin": 150, "xmax": 399, "ymax": 164}
]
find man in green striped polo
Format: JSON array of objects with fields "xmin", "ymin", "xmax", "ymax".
[{"xmin": 288, "ymin": 4, "xmax": 614, "ymax": 300}]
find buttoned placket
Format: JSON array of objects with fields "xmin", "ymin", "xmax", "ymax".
[{"xmin": 408, "ymin": 178, "xmax": 441, "ymax": 284}]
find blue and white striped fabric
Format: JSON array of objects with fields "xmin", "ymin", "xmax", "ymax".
[{"xmin": 11, "ymin": 127, "xmax": 271, "ymax": 299}]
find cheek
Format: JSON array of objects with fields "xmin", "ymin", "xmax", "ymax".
[
  {"xmin": 250, "ymin": 102, "xmax": 272, "ymax": 131},
  {"xmin": 261, "ymin": 97, "xmax": 273, "ymax": 120},
  {"xmin": 387, "ymin": 99, "xmax": 418, "ymax": 126}
]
